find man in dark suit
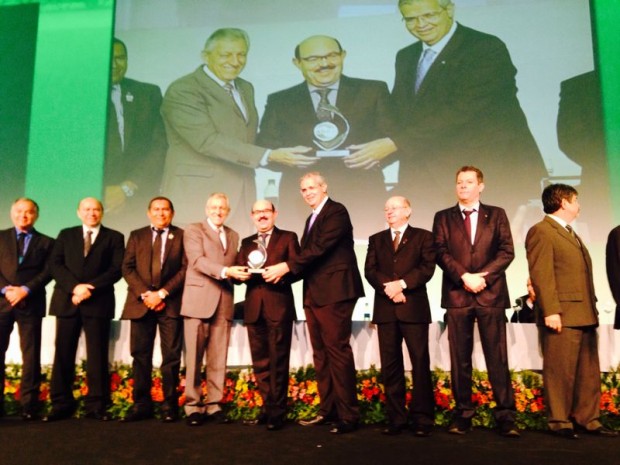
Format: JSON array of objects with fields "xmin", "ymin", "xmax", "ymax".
[
  {"xmin": 257, "ymin": 35, "xmax": 397, "ymax": 238},
  {"xmin": 44, "ymin": 197, "xmax": 124, "ymax": 422},
  {"xmin": 433, "ymin": 166, "xmax": 518, "ymax": 437},
  {"xmin": 105, "ymin": 38, "xmax": 168, "ymax": 232},
  {"xmin": 120, "ymin": 197, "xmax": 186, "ymax": 423},
  {"xmin": 528, "ymin": 184, "xmax": 616, "ymax": 439},
  {"xmin": 160, "ymin": 28, "xmax": 306, "ymax": 235},
  {"xmin": 0, "ymin": 198, "xmax": 54, "ymax": 420},
  {"xmin": 510, "ymin": 278, "xmax": 537, "ymax": 324},
  {"xmin": 264, "ymin": 172, "xmax": 364, "ymax": 434},
  {"xmin": 364, "ymin": 196, "xmax": 435, "ymax": 436},
  {"xmin": 236, "ymin": 200, "xmax": 299, "ymax": 431},
  {"xmin": 606, "ymin": 226, "xmax": 620, "ymax": 329},
  {"xmin": 181, "ymin": 193, "xmax": 251, "ymax": 426},
  {"xmin": 392, "ymin": 0, "xmax": 545, "ymax": 225}
]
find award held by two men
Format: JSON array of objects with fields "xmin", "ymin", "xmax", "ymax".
[
  {"xmin": 313, "ymin": 88, "xmax": 350, "ymax": 158},
  {"xmin": 247, "ymin": 238, "xmax": 267, "ymax": 273}
]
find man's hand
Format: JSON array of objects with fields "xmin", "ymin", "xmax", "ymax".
[
  {"xmin": 263, "ymin": 262, "xmax": 290, "ymax": 284},
  {"xmin": 344, "ymin": 138, "xmax": 397, "ymax": 170},
  {"xmin": 226, "ymin": 266, "xmax": 251, "ymax": 281},
  {"xmin": 391, "ymin": 291, "xmax": 407, "ymax": 304},
  {"xmin": 461, "ymin": 272, "xmax": 488, "ymax": 293},
  {"xmin": 269, "ymin": 146, "xmax": 316, "ymax": 168},
  {"xmin": 4, "ymin": 286, "xmax": 28, "ymax": 307},
  {"xmin": 383, "ymin": 280, "xmax": 403, "ymax": 300},
  {"xmin": 104, "ymin": 185, "xmax": 127, "ymax": 212},
  {"xmin": 72, "ymin": 283, "xmax": 95, "ymax": 305},
  {"xmin": 545, "ymin": 314, "xmax": 562, "ymax": 333},
  {"xmin": 141, "ymin": 291, "xmax": 165, "ymax": 311}
]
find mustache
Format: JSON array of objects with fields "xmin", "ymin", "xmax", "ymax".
[
  {"xmin": 316, "ymin": 65, "xmax": 335, "ymax": 72},
  {"xmin": 258, "ymin": 216, "xmax": 268, "ymax": 221}
]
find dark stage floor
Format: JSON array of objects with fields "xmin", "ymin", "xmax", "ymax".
[{"xmin": 1, "ymin": 417, "xmax": 618, "ymax": 465}]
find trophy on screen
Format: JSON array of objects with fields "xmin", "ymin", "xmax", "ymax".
[
  {"xmin": 313, "ymin": 100, "xmax": 350, "ymax": 158},
  {"xmin": 247, "ymin": 238, "xmax": 268, "ymax": 273}
]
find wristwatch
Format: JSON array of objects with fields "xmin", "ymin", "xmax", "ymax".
[{"xmin": 157, "ymin": 290, "xmax": 167, "ymax": 300}]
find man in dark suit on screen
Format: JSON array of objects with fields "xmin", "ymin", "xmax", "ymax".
[
  {"xmin": 364, "ymin": 195, "xmax": 435, "ymax": 436},
  {"xmin": 528, "ymin": 184, "xmax": 616, "ymax": 439},
  {"xmin": 105, "ymin": 38, "xmax": 168, "ymax": 232},
  {"xmin": 236, "ymin": 200, "xmax": 300, "ymax": 431},
  {"xmin": 392, "ymin": 0, "xmax": 545, "ymax": 224},
  {"xmin": 432, "ymin": 166, "xmax": 518, "ymax": 437},
  {"xmin": 0, "ymin": 198, "xmax": 54, "ymax": 420},
  {"xmin": 44, "ymin": 198, "xmax": 124, "ymax": 422},
  {"xmin": 264, "ymin": 172, "xmax": 364, "ymax": 434},
  {"xmin": 120, "ymin": 197, "xmax": 186, "ymax": 423},
  {"xmin": 257, "ymin": 35, "xmax": 397, "ymax": 237}
]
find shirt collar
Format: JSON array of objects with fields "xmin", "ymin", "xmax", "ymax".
[
  {"xmin": 203, "ymin": 65, "xmax": 233, "ymax": 88},
  {"xmin": 82, "ymin": 224, "xmax": 101, "ymax": 234},
  {"xmin": 422, "ymin": 20, "xmax": 457, "ymax": 55},
  {"xmin": 308, "ymin": 80, "xmax": 340, "ymax": 94},
  {"xmin": 312, "ymin": 196, "xmax": 330, "ymax": 215},
  {"xmin": 547, "ymin": 214, "xmax": 570, "ymax": 229},
  {"xmin": 458, "ymin": 201, "xmax": 480, "ymax": 213}
]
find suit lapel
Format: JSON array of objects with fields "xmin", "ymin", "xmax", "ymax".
[
  {"xmin": 473, "ymin": 204, "xmax": 490, "ymax": 245},
  {"xmin": 396, "ymin": 225, "xmax": 413, "ymax": 254}
]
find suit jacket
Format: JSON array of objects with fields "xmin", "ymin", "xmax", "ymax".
[
  {"xmin": 365, "ymin": 225, "xmax": 435, "ymax": 324},
  {"xmin": 257, "ymin": 75, "xmax": 392, "ymax": 237},
  {"xmin": 287, "ymin": 199, "xmax": 364, "ymax": 307},
  {"xmin": 391, "ymin": 24, "xmax": 545, "ymax": 218},
  {"xmin": 433, "ymin": 203, "xmax": 514, "ymax": 309},
  {"xmin": 606, "ymin": 225, "xmax": 620, "ymax": 329},
  {"xmin": 180, "ymin": 220, "xmax": 239, "ymax": 320},
  {"xmin": 0, "ymin": 228, "xmax": 54, "ymax": 317},
  {"xmin": 49, "ymin": 226, "xmax": 124, "ymax": 319},
  {"xmin": 161, "ymin": 67, "xmax": 264, "ymax": 233},
  {"xmin": 526, "ymin": 216, "xmax": 598, "ymax": 327},
  {"xmin": 236, "ymin": 227, "xmax": 299, "ymax": 324},
  {"xmin": 105, "ymin": 77, "xmax": 167, "ymax": 201},
  {"xmin": 120, "ymin": 225, "xmax": 186, "ymax": 319}
]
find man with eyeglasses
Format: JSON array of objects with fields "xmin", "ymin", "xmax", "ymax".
[
  {"xmin": 235, "ymin": 200, "xmax": 300, "ymax": 431},
  {"xmin": 161, "ymin": 28, "xmax": 307, "ymax": 236},
  {"xmin": 391, "ymin": 0, "xmax": 545, "ymax": 226},
  {"xmin": 258, "ymin": 35, "xmax": 397, "ymax": 238}
]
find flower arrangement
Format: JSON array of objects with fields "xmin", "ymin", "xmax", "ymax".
[{"xmin": 2, "ymin": 363, "xmax": 620, "ymax": 430}]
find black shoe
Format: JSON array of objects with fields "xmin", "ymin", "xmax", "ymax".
[
  {"xmin": 448, "ymin": 418, "xmax": 472, "ymax": 435},
  {"xmin": 382, "ymin": 424, "xmax": 407, "ymax": 436},
  {"xmin": 243, "ymin": 413, "xmax": 267, "ymax": 426},
  {"xmin": 207, "ymin": 410, "xmax": 230, "ymax": 424},
  {"xmin": 499, "ymin": 422, "xmax": 520, "ymax": 438},
  {"xmin": 583, "ymin": 426, "xmax": 618, "ymax": 437},
  {"xmin": 84, "ymin": 410, "xmax": 111, "ymax": 421},
  {"xmin": 412, "ymin": 424, "xmax": 433, "ymax": 437},
  {"xmin": 21, "ymin": 411, "xmax": 39, "ymax": 422},
  {"xmin": 298, "ymin": 414, "xmax": 335, "ymax": 426},
  {"xmin": 42, "ymin": 409, "xmax": 74, "ymax": 422},
  {"xmin": 552, "ymin": 428, "xmax": 579, "ymax": 439},
  {"xmin": 162, "ymin": 411, "xmax": 178, "ymax": 423},
  {"xmin": 120, "ymin": 409, "xmax": 152, "ymax": 422},
  {"xmin": 330, "ymin": 420, "xmax": 358, "ymax": 434},
  {"xmin": 186, "ymin": 412, "xmax": 204, "ymax": 427},
  {"xmin": 267, "ymin": 416, "xmax": 284, "ymax": 431}
]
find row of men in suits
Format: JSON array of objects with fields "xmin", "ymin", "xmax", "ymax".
[{"xmin": 111, "ymin": 0, "xmax": 544, "ymax": 239}]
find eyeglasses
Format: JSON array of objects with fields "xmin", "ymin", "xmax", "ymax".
[
  {"xmin": 299, "ymin": 52, "xmax": 342, "ymax": 64},
  {"xmin": 402, "ymin": 9, "xmax": 445, "ymax": 26},
  {"xmin": 252, "ymin": 209, "xmax": 274, "ymax": 215},
  {"xmin": 384, "ymin": 206, "xmax": 408, "ymax": 213}
]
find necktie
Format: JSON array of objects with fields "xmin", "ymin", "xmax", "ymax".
[
  {"xmin": 307, "ymin": 212, "xmax": 318, "ymax": 232},
  {"xmin": 393, "ymin": 230, "xmax": 401, "ymax": 251},
  {"xmin": 218, "ymin": 227, "xmax": 227, "ymax": 251},
  {"xmin": 315, "ymin": 88, "xmax": 332, "ymax": 121},
  {"xmin": 463, "ymin": 210, "xmax": 474, "ymax": 243},
  {"xmin": 151, "ymin": 229, "xmax": 164, "ymax": 288},
  {"xmin": 223, "ymin": 82, "xmax": 248, "ymax": 121},
  {"xmin": 111, "ymin": 84, "xmax": 125, "ymax": 150},
  {"xmin": 17, "ymin": 232, "xmax": 26, "ymax": 264},
  {"xmin": 415, "ymin": 48, "xmax": 437, "ymax": 93},
  {"xmin": 566, "ymin": 224, "xmax": 582, "ymax": 248},
  {"xmin": 84, "ymin": 229, "xmax": 93, "ymax": 257},
  {"xmin": 259, "ymin": 233, "xmax": 269, "ymax": 247}
]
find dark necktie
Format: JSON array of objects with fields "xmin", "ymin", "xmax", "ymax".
[
  {"xmin": 463, "ymin": 210, "xmax": 474, "ymax": 243},
  {"xmin": 565, "ymin": 224, "xmax": 582, "ymax": 248},
  {"xmin": 151, "ymin": 228, "xmax": 164, "ymax": 288},
  {"xmin": 315, "ymin": 88, "xmax": 332, "ymax": 121},
  {"xmin": 393, "ymin": 230, "xmax": 401, "ymax": 251},
  {"xmin": 259, "ymin": 233, "xmax": 269, "ymax": 247},
  {"xmin": 17, "ymin": 232, "xmax": 26, "ymax": 264},
  {"xmin": 84, "ymin": 230, "xmax": 93, "ymax": 257},
  {"xmin": 223, "ymin": 82, "xmax": 247, "ymax": 121}
]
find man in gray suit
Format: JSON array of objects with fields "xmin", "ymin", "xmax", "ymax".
[
  {"xmin": 161, "ymin": 28, "xmax": 308, "ymax": 235},
  {"xmin": 181, "ymin": 193, "xmax": 250, "ymax": 426},
  {"xmin": 526, "ymin": 184, "xmax": 617, "ymax": 439}
]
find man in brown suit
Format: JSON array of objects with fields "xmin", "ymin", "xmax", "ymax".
[
  {"xmin": 181, "ymin": 193, "xmax": 250, "ymax": 426},
  {"xmin": 236, "ymin": 200, "xmax": 299, "ymax": 431},
  {"xmin": 526, "ymin": 183, "xmax": 617, "ymax": 439},
  {"xmin": 364, "ymin": 196, "xmax": 435, "ymax": 436},
  {"xmin": 120, "ymin": 197, "xmax": 186, "ymax": 422}
]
